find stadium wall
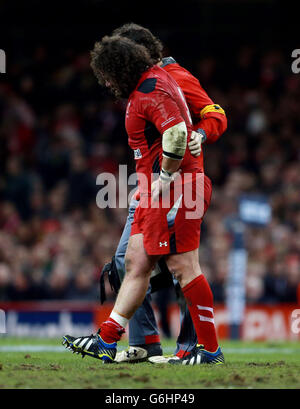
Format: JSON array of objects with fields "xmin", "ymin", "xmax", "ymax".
[{"xmin": 0, "ymin": 302, "xmax": 299, "ymax": 341}]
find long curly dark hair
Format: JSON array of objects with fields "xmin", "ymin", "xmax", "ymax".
[
  {"xmin": 90, "ymin": 35, "xmax": 153, "ymax": 98},
  {"xmin": 112, "ymin": 23, "xmax": 163, "ymax": 64}
]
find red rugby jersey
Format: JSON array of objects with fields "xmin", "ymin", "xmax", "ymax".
[{"xmin": 125, "ymin": 65, "xmax": 200, "ymax": 195}]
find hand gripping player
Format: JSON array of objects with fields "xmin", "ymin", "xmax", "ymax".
[{"xmin": 63, "ymin": 34, "xmax": 225, "ymax": 366}]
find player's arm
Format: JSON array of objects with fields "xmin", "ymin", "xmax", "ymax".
[
  {"xmin": 193, "ymin": 103, "xmax": 227, "ymax": 145},
  {"xmin": 154, "ymin": 121, "xmax": 187, "ymax": 199},
  {"xmin": 161, "ymin": 121, "xmax": 187, "ymax": 174},
  {"xmin": 176, "ymin": 72, "xmax": 227, "ymax": 144}
]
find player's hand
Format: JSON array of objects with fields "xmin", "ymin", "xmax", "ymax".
[
  {"xmin": 151, "ymin": 178, "xmax": 163, "ymax": 202},
  {"xmin": 151, "ymin": 170, "xmax": 182, "ymax": 202},
  {"xmin": 188, "ymin": 131, "xmax": 202, "ymax": 157}
]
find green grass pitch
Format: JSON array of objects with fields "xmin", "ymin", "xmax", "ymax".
[{"xmin": 0, "ymin": 337, "xmax": 300, "ymax": 389}]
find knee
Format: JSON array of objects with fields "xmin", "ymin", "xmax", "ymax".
[
  {"xmin": 124, "ymin": 251, "xmax": 135, "ymax": 275},
  {"xmin": 124, "ymin": 250, "xmax": 147, "ymax": 280},
  {"xmin": 166, "ymin": 256, "xmax": 202, "ymax": 287},
  {"xmin": 166, "ymin": 258, "xmax": 187, "ymax": 283}
]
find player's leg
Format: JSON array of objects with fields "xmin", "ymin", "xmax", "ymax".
[
  {"xmin": 114, "ymin": 198, "xmax": 162, "ymax": 362},
  {"xmin": 165, "ymin": 248, "xmax": 224, "ymax": 365},
  {"xmin": 63, "ymin": 233, "xmax": 160, "ymax": 362},
  {"xmin": 111, "ymin": 233, "xmax": 159, "ymax": 319}
]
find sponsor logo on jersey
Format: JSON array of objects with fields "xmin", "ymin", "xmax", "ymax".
[{"xmin": 134, "ymin": 148, "xmax": 143, "ymax": 160}]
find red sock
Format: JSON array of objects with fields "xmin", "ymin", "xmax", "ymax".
[
  {"xmin": 99, "ymin": 317, "xmax": 125, "ymax": 344},
  {"xmin": 182, "ymin": 274, "xmax": 219, "ymax": 352}
]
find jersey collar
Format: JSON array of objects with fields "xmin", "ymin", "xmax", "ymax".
[
  {"xmin": 161, "ymin": 56, "xmax": 177, "ymax": 67},
  {"xmin": 129, "ymin": 66, "xmax": 156, "ymax": 98}
]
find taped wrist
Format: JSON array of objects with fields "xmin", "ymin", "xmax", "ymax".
[
  {"xmin": 159, "ymin": 168, "xmax": 173, "ymax": 183},
  {"xmin": 196, "ymin": 128, "xmax": 207, "ymax": 143},
  {"xmin": 162, "ymin": 121, "xmax": 187, "ymax": 160}
]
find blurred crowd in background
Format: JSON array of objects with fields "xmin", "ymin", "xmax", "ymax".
[{"xmin": 0, "ymin": 42, "xmax": 300, "ymax": 310}]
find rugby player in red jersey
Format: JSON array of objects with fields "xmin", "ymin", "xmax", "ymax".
[
  {"xmin": 63, "ymin": 34, "xmax": 225, "ymax": 365},
  {"xmin": 111, "ymin": 24, "xmax": 227, "ymax": 363}
]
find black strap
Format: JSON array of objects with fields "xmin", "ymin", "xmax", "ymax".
[{"xmin": 99, "ymin": 256, "xmax": 121, "ymax": 304}]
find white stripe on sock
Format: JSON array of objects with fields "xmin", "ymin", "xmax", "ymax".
[
  {"xmin": 198, "ymin": 314, "xmax": 215, "ymax": 324},
  {"xmin": 197, "ymin": 305, "xmax": 214, "ymax": 313}
]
